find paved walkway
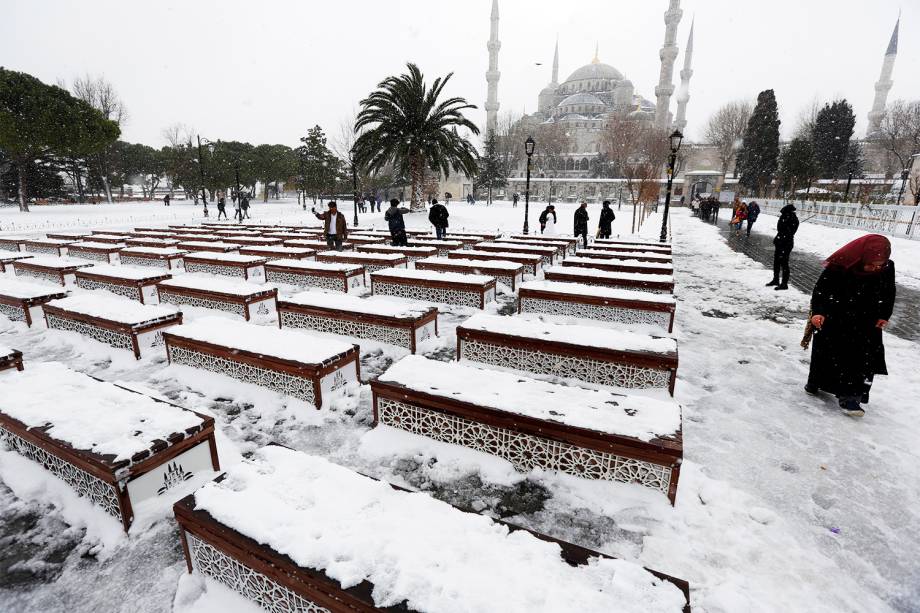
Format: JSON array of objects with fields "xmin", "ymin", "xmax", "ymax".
[{"xmin": 695, "ymin": 213, "xmax": 920, "ymax": 342}]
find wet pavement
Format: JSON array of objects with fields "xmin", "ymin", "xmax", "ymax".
[{"xmin": 694, "ymin": 212, "xmax": 920, "ymax": 342}]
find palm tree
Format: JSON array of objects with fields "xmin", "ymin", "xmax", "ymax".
[{"xmin": 353, "ymin": 63, "xmax": 479, "ymax": 212}]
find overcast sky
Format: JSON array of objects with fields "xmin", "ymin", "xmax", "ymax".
[{"xmin": 2, "ymin": 0, "xmax": 916, "ymax": 149}]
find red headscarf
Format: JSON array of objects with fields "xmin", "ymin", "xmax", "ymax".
[{"xmin": 823, "ymin": 234, "xmax": 891, "ymax": 275}]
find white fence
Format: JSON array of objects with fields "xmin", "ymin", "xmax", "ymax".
[{"xmin": 760, "ymin": 199, "xmax": 920, "ymax": 241}]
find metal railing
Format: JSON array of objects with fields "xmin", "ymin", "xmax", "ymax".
[{"xmin": 760, "ymin": 199, "xmax": 920, "ymax": 240}]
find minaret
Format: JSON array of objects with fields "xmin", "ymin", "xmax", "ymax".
[
  {"xmin": 654, "ymin": 0, "xmax": 683, "ymax": 129},
  {"xmin": 673, "ymin": 18, "xmax": 694, "ymax": 132},
  {"xmin": 867, "ymin": 16, "xmax": 899, "ymax": 137},
  {"xmin": 485, "ymin": 0, "xmax": 501, "ymax": 134},
  {"xmin": 551, "ymin": 37, "xmax": 559, "ymax": 85}
]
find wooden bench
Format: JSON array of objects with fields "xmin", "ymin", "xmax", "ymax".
[
  {"xmin": 177, "ymin": 240, "xmax": 242, "ymax": 253},
  {"xmin": 315, "ymin": 250, "xmax": 408, "ymax": 278},
  {"xmin": 503, "ymin": 233, "xmax": 579, "ymax": 254},
  {"xmin": 371, "ymin": 268, "xmax": 496, "ymax": 309},
  {"xmin": 496, "ymin": 237, "xmax": 569, "ymax": 258},
  {"xmin": 67, "ymin": 241, "xmax": 125, "ymax": 264},
  {"xmin": 125, "ymin": 237, "xmax": 181, "ymax": 249},
  {"xmin": 562, "ymin": 256, "xmax": 674, "ymax": 276},
  {"xmin": 0, "ymin": 251, "xmax": 33, "ymax": 277},
  {"xmin": 213, "ymin": 230, "xmax": 262, "ymax": 238},
  {"xmin": 415, "ymin": 256, "xmax": 526, "ymax": 292},
  {"xmin": 575, "ymin": 249, "xmax": 673, "ymax": 264},
  {"xmin": 223, "ymin": 236, "xmax": 284, "ymax": 247},
  {"xmin": 0, "ymin": 237, "xmax": 29, "ymax": 252},
  {"xmin": 44, "ymin": 294, "xmax": 183, "ymax": 359},
  {"xmin": 173, "ymin": 445, "xmax": 691, "ymax": 613},
  {"xmin": 119, "ymin": 247, "xmax": 188, "ymax": 271},
  {"xmin": 279, "ymin": 292, "xmax": 438, "ymax": 353},
  {"xmin": 447, "ymin": 248, "xmax": 542, "ymax": 275},
  {"xmin": 473, "ymin": 241, "xmax": 558, "ymax": 266},
  {"xmin": 0, "ymin": 363, "xmax": 219, "ymax": 532},
  {"xmin": 283, "ymin": 239, "xmax": 355, "ymax": 252},
  {"xmin": 347, "ymin": 235, "xmax": 388, "ymax": 245},
  {"xmin": 416, "ymin": 233, "xmax": 483, "ymax": 248},
  {"xmin": 261, "ymin": 231, "xmax": 315, "ymax": 241},
  {"xmin": 457, "ymin": 313, "xmax": 678, "ymax": 394},
  {"xmin": 357, "ymin": 244, "xmax": 439, "ymax": 263},
  {"xmin": 595, "ymin": 237, "xmax": 672, "ymax": 250},
  {"xmin": 406, "ymin": 239, "xmax": 465, "ymax": 256},
  {"xmin": 75, "ymin": 265, "xmax": 171, "ymax": 304},
  {"xmin": 157, "ymin": 276, "xmax": 279, "ymax": 324},
  {"xmin": 589, "ymin": 241, "xmax": 672, "ymax": 255},
  {"xmin": 23, "ymin": 239, "xmax": 75, "ymax": 257},
  {"xmin": 519, "ymin": 280, "xmax": 676, "ymax": 333},
  {"xmin": 164, "ymin": 318, "xmax": 360, "ymax": 408},
  {"xmin": 46, "ymin": 231, "xmax": 93, "ymax": 241},
  {"xmin": 545, "ymin": 265, "xmax": 675, "ymax": 293},
  {"xmin": 238, "ymin": 245, "xmax": 316, "ymax": 260},
  {"xmin": 264, "ymin": 259, "xmax": 365, "ymax": 292},
  {"xmin": 85, "ymin": 233, "xmax": 131, "ymax": 245},
  {"xmin": 0, "ymin": 279, "xmax": 68, "ymax": 327},
  {"xmin": 0, "ymin": 346, "xmax": 24, "ymax": 371},
  {"xmin": 373, "ymin": 356, "xmax": 683, "ymax": 504},
  {"xmin": 184, "ymin": 252, "xmax": 267, "ymax": 282},
  {"xmin": 12, "ymin": 257, "xmax": 94, "ymax": 286},
  {"xmin": 450, "ymin": 230, "xmax": 501, "ymax": 241}
]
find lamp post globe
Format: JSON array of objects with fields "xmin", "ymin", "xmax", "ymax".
[
  {"xmin": 524, "ymin": 136, "xmax": 535, "ymax": 235},
  {"xmin": 659, "ymin": 129, "xmax": 683, "ymax": 243}
]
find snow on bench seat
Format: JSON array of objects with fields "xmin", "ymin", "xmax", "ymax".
[
  {"xmin": 183, "ymin": 252, "xmax": 266, "ymax": 282},
  {"xmin": 373, "ymin": 356, "xmax": 683, "ymax": 503},
  {"xmin": 45, "ymin": 231, "xmax": 91, "ymax": 241},
  {"xmin": 282, "ymin": 238, "xmax": 356, "ymax": 251},
  {"xmin": 562, "ymin": 256, "xmax": 674, "ymax": 276},
  {"xmin": 356, "ymin": 244, "xmax": 439, "ymax": 263},
  {"xmin": 164, "ymin": 317, "xmax": 359, "ymax": 408},
  {"xmin": 119, "ymin": 247, "xmax": 188, "ymax": 271},
  {"xmin": 124, "ymin": 237, "xmax": 181, "ymax": 249},
  {"xmin": 415, "ymin": 233, "xmax": 483, "ymax": 248},
  {"xmin": 0, "ymin": 250, "xmax": 33, "ymax": 277},
  {"xmin": 495, "ymin": 236, "xmax": 572, "ymax": 257},
  {"xmin": 67, "ymin": 241, "xmax": 126, "ymax": 264},
  {"xmin": 370, "ymin": 267, "xmax": 496, "ymax": 309},
  {"xmin": 447, "ymin": 248, "xmax": 543, "ymax": 275},
  {"xmin": 213, "ymin": 230, "xmax": 261, "ymax": 238},
  {"xmin": 346, "ymin": 234, "xmax": 388, "ymax": 245},
  {"xmin": 176, "ymin": 240, "xmax": 242, "ymax": 254},
  {"xmin": 595, "ymin": 237, "xmax": 672, "ymax": 249},
  {"xmin": 575, "ymin": 248, "xmax": 673, "ymax": 263},
  {"xmin": 414, "ymin": 256, "xmax": 526, "ymax": 292},
  {"xmin": 278, "ymin": 291, "xmax": 437, "ymax": 353},
  {"xmin": 0, "ymin": 345, "xmax": 24, "ymax": 371},
  {"xmin": 0, "ymin": 237, "xmax": 30, "ymax": 252},
  {"xmin": 44, "ymin": 294, "xmax": 182, "ymax": 359},
  {"xmin": 0, "ymin": 363, "xmax": 218, "ymax": 531},
  {"xmin": 83, "ymin": 233, "xmax": 130, "ymax": 245},
  {"xmin": 157, "ymin": 276, "xmax": 278, "ymax": 324},
  {"xmin": 589, "ymin": 241, "xmax": 672, "ymax": 255},
  {"xmin": 238, "ymin": 245, "xmax": 316, "ymax": 260},
  {"xmin": 173, "ymin": 445, "xmax": 690, "ymax": 613},
  {"xmin": 23, "ymin": 239, "xmax": 76, "ymax": 257},
  {"xmin": 12, "ymin": 256, "xmax": 94, "ymax": 286},
  {"xmin": 260, "ymin": 231, "xmax": 314, "ymax": 240},
  {"xmin": 75, "ymin": 264, "xmax": 171, "ymax": 304},
  {"xmin": 519, "ymin": 280, "xmax": 676, "ymax": 333},
  {"xmin": 315, "ymin": 250, "xmax": 408, "ymax": 278},
  {"xmin": 448, "ymin": 230, "xmax": 502, "ymax": 240},
  {"xmin": 502, "ymin": 233, "xmax": 579, "ymax": 254},
  {"xmin": 406, "ymin": 239, "xmax": 465, "ymax": 256},
  {"xmin": 0, "ymin": 278, "xmax": 68, "ymax": 327},
  {"xmin": 265, "ymin": 259, "xmax": 365, "ymax": 292},
  {"xmin": 473, "ymin": 241, "xmax": 558, "ymax": 266},
  {"xmin": 545, "ymin": 265, "xmax": 675, "ymax": 294},
  {"xmin": 222, "ymin": 236, "xmax": 283, "ymax": 247},
  {"xmin": 457, "ymin": 313, "xmax": 678, "ymax": 394}
]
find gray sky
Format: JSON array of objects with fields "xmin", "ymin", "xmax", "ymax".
[{"xmin": 2, "ymin": 0, "xmax": 916, "ymax": 148}]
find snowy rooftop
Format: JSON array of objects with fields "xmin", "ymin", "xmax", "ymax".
[
  {"xmin": 371, "ymin": 267, "xmax": 493, "ymax": 285},
  {"xmin": 285, "ymin": 291, "xmax": 433, "ymax": 318},
  {"xmin": 545, "ymin": 265, "xmax": 674, "ymax": 283},
  {"xmin": 416, "ymin": 257, "xmax": 524, "ymax": 271},
  {"xmin": 48, "ymin": 294, "xmax": 179, "ymax": 324},
  {"xmin": 158, "ymin": 275, "xmax": 272, "ymax": 297},
  {"xmin": 520, "ymin": 280, "xmax": 676, "ymax": 305},
  {"xmin": 0, "ymin": 278, "xmax": 68, "ymax": 300}
]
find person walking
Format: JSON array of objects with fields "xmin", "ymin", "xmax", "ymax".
[
  {"xmin": 428, "ymin": 198, "xmax": 449, "ymax": 240},
  {"xmin": 766, "ymin": 204, "xmax": 799, "ymax": 290},
  {"xmin": 163, "ymin": 193, "xmax": 171, "ymax": 207},
  {"xmin": 233, "ymin": 196, "xmax": 243, "ymax": 223},
  {"xmin": 598, "ymin": 200, "xmax": 615, "ymax": 239},
  {"xmin": 512, "ymin": 192, "xmax": 519, "ymax": 208},
  {"xmin": 538, "ymin": 205, "xmax": 556, "ymax": 234},
  {"xmin": 241, "ymin": 193, "xmax": 251, "ymax": 220},
  {"xmin": 803, "ymin": 234, "xmax": 895, "ymax": 416},
  {"xmin": 217, "ymin": 193, "xmax": 227, "ymax": 220},
  {"xmin": 385, "ymin": 199, "xmax": 407, "ymax": 246},
  {"xmin": 730, "ymin": 201, "xmax": 748, "ymax": 234},
  {"xmin": 313, "ymin": 201, "xmax": 347, "ymax": 251},
  {"xmin": 746, "ymin": 200, "xmax": 761, "ymax": 236},
  {"xmin": 574, "ymin": 201, "xmax": 589, "ymax": 248}
]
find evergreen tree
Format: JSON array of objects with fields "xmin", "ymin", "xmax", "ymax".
[
  {"xmin": 474, "ymin": 130, "xmax": 506, "ymax": 203},
  {"xmin": 737, "ymin": 89, "xmax": 781, "ymax": 196},
  {"xmin": 778, "ymin": 137, "xmax": 818, "ymax": 196},
  {"xmin": 811, "ymin": 99, "xmax": 856, "ymax": 178},
  {"xmin": 842, "ymin": 140, "xmax": 865, "ymax": 179},
  {"xmin": 299, "ymin": 126, "xmax": 334, "ymax": 204}
]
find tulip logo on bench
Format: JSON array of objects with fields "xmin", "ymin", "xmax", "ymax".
[
  {"xmin": 157, "ymin": 461, "xmax": 194, "ymax": 495},
  {"xmin": 330, "ymin": 370, "xmax": 347, "ymax": 391}
]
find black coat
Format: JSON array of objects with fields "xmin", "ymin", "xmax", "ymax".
[
  {"xmin": 774, "ymin": 205, "xmax": 799, "ymax": 245},
  {"xmin": 573, "ymin": 207, "xmax": 589, "ymax": 234},
  {"xmin": 385, "ymin": 206, "xmax": 405, "ymax": 232},
  {"xmin": 599, "ymin": 207, "xmax": 615, "ymax": 230},
  {"xmin": 808, "ymin": 262, "xmax": 895, "ymax": 397},
  {"xmin": 539, "ymin": 209, "xmax": 556, "ymax": 225},
  {"xmin": 428, "ymin": 203, "xmax": 449, "ymax": 228}
]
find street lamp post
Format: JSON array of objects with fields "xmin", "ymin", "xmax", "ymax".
[
  {"xmin": 523, "ymin": 136, "xmax": 535, "ymax": 234},
  {"xmin": 196, "ymin": 136, "xmax": 209, "ymax": 212},
  {"xmin": 659, "ymin": 130, "xmax": 684, "ymax": 243},
  {"xmin": 234, "ymin": 162, "xmax": 242, "ymax": 224},
  {"xmin": 351, "ymin": 153, "xmax": 359, "ymax": 227},
  {"xmin": 896, "ymin": 169, "xmax": 909, "ymax": 205}
]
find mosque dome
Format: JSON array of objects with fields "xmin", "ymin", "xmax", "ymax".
[
  {"xmin": 559, "ymin": 92, "xmax": 604, "ymax": 107},
  {"xmin": 563, "ymin": 61, "xmax": 623, "ymax": 84}
]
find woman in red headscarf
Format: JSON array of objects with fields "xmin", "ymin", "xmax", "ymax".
[{"xmin": 805, "ymin": 234, "xmax": 896, "ymax": 416}]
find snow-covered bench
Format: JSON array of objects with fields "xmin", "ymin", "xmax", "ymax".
[
  {"xmin": 67, "ymin": 241, "xmax": 125, "ymax": 264},
  {"xmin": 0, "ymin": 250, "xmax": 33, "ymax": 277},
  {"xmin": 315, "ymin": 250, "xmax": 408, "ymax": 278},
  {"xmin": 346, "ymin": 234, "xmax": 388, "ymax": 245},
  {"xmin": 157, "ymin": 276, "xmax": 278, "ymax": 324},
  {"xmin": 84, "ymin": 233, "xmax": 130, "ymax": 245},
  {"xmin": 503, "ymin": 233, "xmax": 579, "ymax": 254},
  {"xmin": 176, "ymin": 240, "xmax": 242, "ymax": 254},
  {"xmin": 590, "ymin": 241, "xmax": 672, "ymax": 254},
  {"xmin": 23, "ymin": 239, "xmax": 75, "ymax": 257},
  {"xmin": 183, "ymin": 252, "xmax": 267, "ymax": 282},
  {"xmin": 213, "ymin": 230, "xmax": 261, "ymax": 238},
  {"xmin": 496, "ymin": 237, "xmax": 571, "ymax": 257},
  {"xmin": 75, "ymin": 265, "xmax": 171, "ymax": 304},
  {"xmin": 223, "ymin": 236, "xmax": 283, "ymax": 247},
  {"xmin": 575, "ymin": 249, "xmax": 673, "ymax": 264},
  {"xmin": 164, "ymin": 318, "xmax": 359, "ymax": 408},
  {"xmin": 0, "ymin": 363, "xmax": 219, "ymax": 532},
  {"xmin": 473, "ymin": 241, "xmax": 558, "ymax": 266},
  {"xmin": 450, "ymin": 230, "xmax": 502, "ymax": 241},
  {"xmin": 545, "ymin": 265, "xmax": 675, "ymax": 293},
  {"xmin": 457, "ymin": 313, "xmax": 678, "ymax": 393},
  {"xmin": 0, "ymin": 346, "xmax": 24, "ymax": 371},
  {"xmin": 447, "ymin": 248, "xmax": 543, "ymax": 275},
  {"xmin": 238, "ymin": 245, "xmax": 316, "ymax": 260},
  {"xmin": 44, "ymin": 294, "xmax": 182, "ymax": 359},
  {"xmin": 519, "ymin": 280, "xmax": 676, "ymax": 332},
  {"xmin": 278, "ymin": 292, "xmax": 438, "ymax": 353},
  {"xmin": 265, "ymin": 259, "xmax": 365, "ymax": 292},
  {"xmin": 172, "ymin": 445, "xmax": 691, "ymax": 613},
  {"xmin": 405, "ymin": 239, "xmax": 465, "ymax": 256},
  {"xmin": 46, "ymin": 231, "xmax": 92, "ymax": 241},
  {"xmin": 356, "ymin": 244, "xmax": 439, "ymax": 263},
  {"xmin": 0, "ymin": 237, "xmax": 29, "ymax": 252},
  {"xmin": 0, "ymin": 279, "xmax": 68, "ymax": 327},
  {"xmin": 373, "ymin": 356, "xmax": 683, "ymax": 503},
  {"xmin": 414, "ymin": 256, "xmax": 526, "ymax": 292},
  {"xmin": 12, "ymin": 256, "xmax": 94, "ymax": 286},
  {"xmin": 562, "ymin": 256, "xmax": 674, "ymax": 276},
  {"xmin": 282, "ymin": 238, "xmax": 356, "ymax": 252},
  {"xmin": 371, "ymin": 268, "xmax": 496, "ymax": 309},
  {"xmin": 416, "ymin": 233, "xmax": 483, "ymax": 248},
  {"xmin": 124, "ymin": 237, "xmax": 181, "ymax": 249},
  {"xmin": 119, "ymin": 247, "xmax": 188, "ymax": 271},
  {"xmin": 595, "ymin": 237, "xmax": 672, "ymax": 250}
]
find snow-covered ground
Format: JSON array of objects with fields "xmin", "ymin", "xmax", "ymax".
[{"xmin": 0, "ymin": 200, "xmax": 918, "ymax": 612}]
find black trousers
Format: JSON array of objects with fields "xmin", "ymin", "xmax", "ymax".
[
  {"xmin": 575, "ymin": 230, "xmax": 588, "ymax": 248},
  {"xmin": 773, "ymin": 242, "xmax": 792, "ymax": 284}
]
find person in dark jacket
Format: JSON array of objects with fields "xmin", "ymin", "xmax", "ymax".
[
  {"xmin": 538, "ymin": 205, "xmax": 556, "ymax": 234},
  {"xmin": 573, "ymin": 201, "xmax": 589, "ymax": 248},
  {"xmin": 746, "ymin": 201, "xmax": 761, "ymax": 236},
  {"xmin": 766, "ymin": 204, "xmax": 799, "ymax": 290},
  {"xmin": 385, "ymin": 198, "xmax": 407, "ymax": 246},
  {"xmin": 313, "ymin": 201, "xmax": 348, "ymax": 250},
  {"xmin": 217, "ymin": 192, "xmax": 227, "ymax": 220},
  {"xmin": 428, "ymin": 199, "xmax": 449, "ymax": 239},
  {"xmin": 512, "ymin": 192, "xmax": 519, "ymax": 208},
  {"xmin": 805, "ymin": 234, "xmax": 895, "ymax": 416},
  {"xmin": 598, "ymin": 200, "xmax": 615, "ymax": 238},
  {"xmin": 241, "ymin": 194, "xmax": 251, "ymax": 219},
  {"xmin": 163, "ymin": 194, "xmax": 171, "ymax": 207}
]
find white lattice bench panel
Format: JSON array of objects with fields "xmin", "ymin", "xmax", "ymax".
[
  {"xmin": 0, "ymin": 345, "xmax": 24, "ymax": 372},
  {"xmin": 125, "ymin": 237, "xmax": 181, "ymax": 249},
  {"xmin": 544, "ymin": 265, "xmax": 675, "ymax": 294},
  {"xmin": 75, "ymin": 265, "xmax": 170, "ymax": 304},
  {"xmin": 371, "ymin": 268, "xmax": 496, "ymax": 309},
  {"xmin": 44, "ymin": 294, "xmax": 182, "ymax": 359},
  {"xmin": 405, "ymin": 239, "xmax": 465, "ymax": 257},
  {"xmin": 84, "ymin": 233, "xmax": 130, "ymax": 245},
  {"xmin": 119, "ymin": 247, "xmax": 188, "ymax": 271},
  {"xmin": 23, "ymin": 239, "xmax": 76, "ymax": 257},
  {"xmin": 0, "ymin": 279, "xmax": 68, "ymax": 327},
  {"xmin": 279, "ymin": 291, "xmax": 437, "ymax": 353},
  {"xmin": 0, "ymin": 237, "xmax": 30, "ymax": 252},
  {"xmin": 163, "ymin": 317, "xmax": 359, "ymax": 408},
  {"xmin": 519, "ymin": 280, "xmax": 676, "ymax": 333},
  {"xmin": 414, "ymin": 256, "xmax": 526, "ymax": 293},
  {"xmin": 356, "ymin": 244, "xmax": 439, "ymax": 263},
  {"xmin": 12, "ymin": 256, "xmax": 94, "ymax": 286},
  {"xmin": 183, "ymin": 252, "xmax": 267, "ymax": 282},
  {"xmin": 457, "ymin": 313, "xmax": 678, "ymax": 394},
  {"xmin": 238, "ymin": 245, "xmax": 316, "ymax": 260},
  {"xmin": 373, "ymin": 356, "xmax": 683, "ymax": 504},
  {"xmin": 315, "ymin": 250, "xmax": 408, "ymax": 279},
  {"xmin": 177, "ymin": 240, "xmax": 243, "ymax": 254},
  {"xmin": 0, "ymin": 250, "xmax": 33, "ymax": 277},
  {"xmin": 562, "ymin": 256, "xmax": 674, "ymax": 276},
  {"xmin": 574, "ymin": 249, "xmax": 673, "ymax": 264},
  {"xmin": 447, "ymin": 249, "xmax": 542, "ymax": 275},
  {"xmin": 0, "ymin": 363, "xmax": 218, "ymax": 532},
  {"xmin": 157, "ymin": 276, "xmax": 278, "ymax": 324},
  {"xmin": 67, "ymin": 241, "xmax": 125, "ymax": 264},
  {"xmin": 282, "ymin": 239, "xmax": 356, "ymax": 252},
  {"xmin": 265, "ymin": 259, "xmax": 365, "ymax": 292},
  {"xmin": 473, "ymin": 241, "xmax": 558, "ymax": 266},
  {"xmin": 173, "ymin": 445, "xmax": 691, "ymax": 613},
  {"xmin": 502, "ymin": 233, "xmax": 578, "ymax": 254}
]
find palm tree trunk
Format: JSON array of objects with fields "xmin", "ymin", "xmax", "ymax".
[{"xmin": 410, "ymin": 155, "xmax": 425, "ymax": 212}]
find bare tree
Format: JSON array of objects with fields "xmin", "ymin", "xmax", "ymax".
[
  {"xmin": 533, "ymin": 122, "xmax": 571, "ymax": 176},
  {"xmin": 703, "ymin": 100, "xmax": 753, "ymax": 181},
  {"xmin": 877, "ymin": 100, "xmax": 920, "ymax": 176},
  {"xmin": 71, "ymin": 75, "xmax": 128, "ymax": 203},
  {"xmin": 493, "ymin": 110, "xmax": 527, "ymax": 175},
  {"xmin": 792, "ymin": 96, "xmax": 823, "ymax": 140}
]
